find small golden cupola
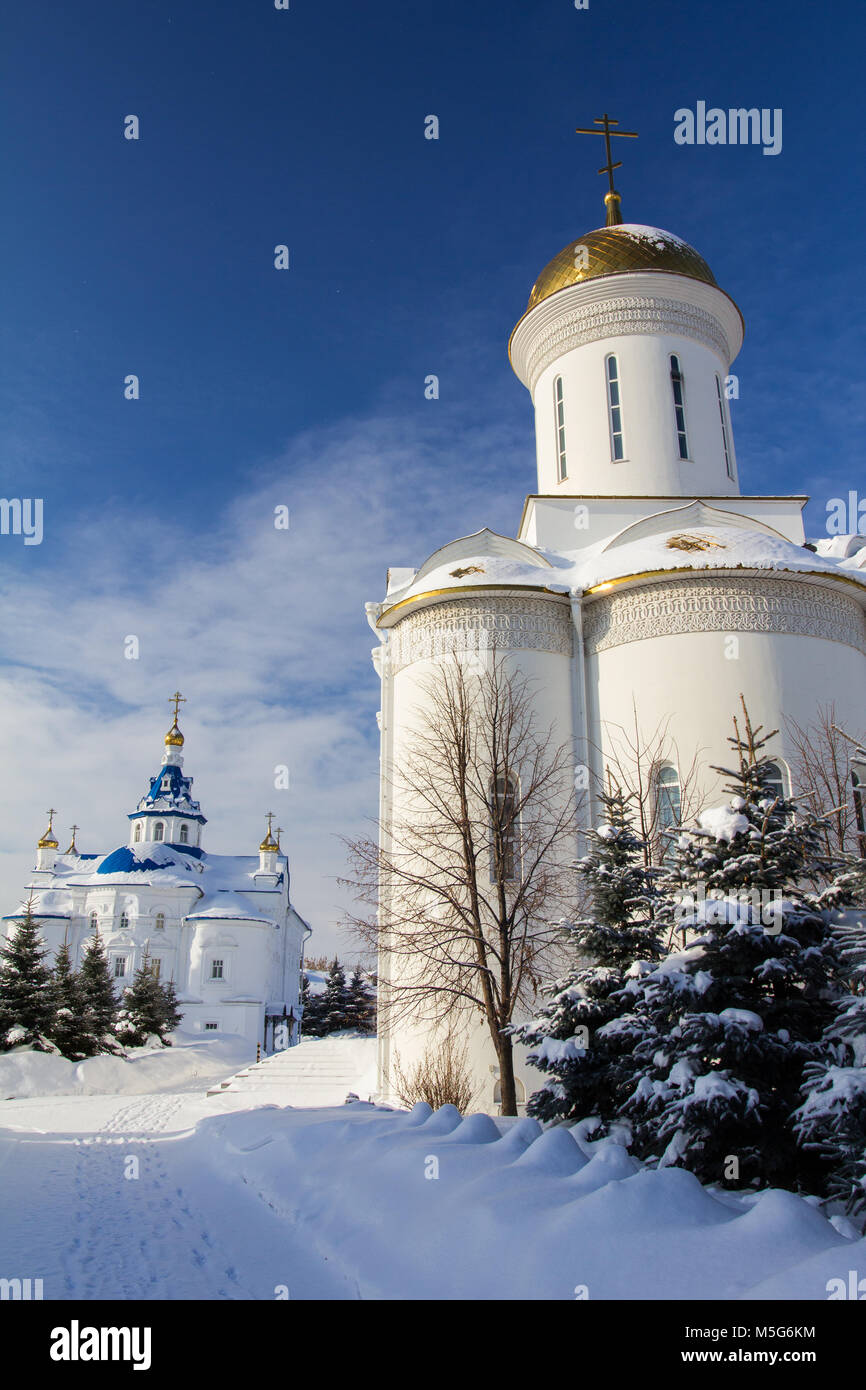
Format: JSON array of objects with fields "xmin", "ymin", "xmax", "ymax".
[
  {"xmin": 259, "ymin": 811, "xmax": 280, "ymax": 855},
  {"xmin": 35, "ymin": 807, "xmax": 60, "ymax": 873},
  {"xmin": 258, "ymin": 812, "xmax": 280, "ymax": 875},
  {"xmin": 38, "ymin": 808, "xmax": 59, "ymax": 849},
  {"xmin": 165, "ymin": 690, "xmax": 186, "ymax": 748}
]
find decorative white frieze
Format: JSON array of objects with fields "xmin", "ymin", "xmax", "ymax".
[
  {"xmin": 524, "ymin": 296, "xmax": 729, "ymax": 392},
  {"xmin": 389, "ymin": 595, "xmax": 574, "ymax": 673},
  {"xmin": 582, "ymin": 575, "xmax": 866, "ymax": 657}
]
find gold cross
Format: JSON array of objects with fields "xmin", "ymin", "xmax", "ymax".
[
  {"xmin": 45, "ymin": 808, "xmax": 58, "ymax": 826},
  {"xmin": 276, "ymin": 826, "xmax": 284, "ymax": 849},
  {"xmin": 574, "ymin": 112, "xmax": 639, "ymax": 194},
  {"xmin": 265, "ymin": 811, "xmax": 275, "ymax": 835},
  {"xmin": 168, "ymin": 691, "xmax": 186, "ymax": 722}
]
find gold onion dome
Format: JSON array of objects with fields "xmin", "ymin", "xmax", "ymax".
[
  {"xmin": 38, "ymin": 810, "xmax": 59, "ymax": 849},
  {"xmin": 259, "ymin": 812, "xmax": 279, "ymax": 854},
  {"xmin": 164, "ymin": 720, "xmax": 184, "ymax": 748},
  {"xmin": 525, "ymin": 223, "xmax": 716, "ymax": 314}
]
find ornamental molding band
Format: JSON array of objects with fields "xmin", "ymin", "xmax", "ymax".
[
  {"xmin": 525, "ymin": 297, "xmax": 729, "ymax": 393},
  {"xmin": 582, "ymin": 575, "xmax": 866, "ymax": 657},
  {"xmin": 389, "ymin": 595, "xmax": 574, "ymax": 673}
]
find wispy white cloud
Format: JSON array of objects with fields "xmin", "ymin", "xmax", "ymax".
[{"xmin": 0, "ymin": 387, "xmax": 531, "ymax": 955}]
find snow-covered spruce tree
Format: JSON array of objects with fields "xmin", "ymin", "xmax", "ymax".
[
  {"xmin": 622, "ymin": 700, "xmax": 844, "ymax": 1191},
  {"xmin": 319, "ymin": 957, "xmax": 353, "ymax": 1034},
  {"xmin": 346, "ymin": 965, "xmax": 377, "ymax": 1035},
  {"xmin": 0, "ymin": 901, "xmax": 52, "ymax": 1049},
  {"xmin": 78, "ymin": 928, "xmax": 122, "ymax": 1056},
  {"xmin": 515, "ymin": 783, "xmax": 665, "ymax": 1126},
  {"xmin": 299, "ymin": 970, "xmax": 327, "ymax": 1038},
  {"xmin": 116, "ymin": 950, "xmax": 180, "ymax": 1047},
  {"xmin": 793, "ymin": 1056, "xmax": 866, "ymax": 1228},
  {"xmin": 46, "ymin": 939, "xmax": 90, "ymax": 1059}
]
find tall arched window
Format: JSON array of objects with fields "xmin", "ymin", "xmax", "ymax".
[
  {"xmin": 155, "ymin": 912, "xmax": 165, "ymax": 931},
  {"xmin": 133, "ymin": 822, "xmax": 142, "ymax": 843},
  {"xmin": 153, "ymin": 822, "xmax": 164, "ymax": 842},
  {"xmin": 606, "ymin": 355, "xmax": 624, "ymax": 460},
  {"xmin": 554, "ymin": 375, "xmax": 567, "ymax": 480},
  {"xmin": 489, "ymin": 774, "xmax": 520, "ymax": 883},
  {"xmin": 764, "ymin": 761, "xmax": 787, "ymax": 807},
  {"xmin": 655, "ymin": 764, "xmax": 681, "ymax": 861},
  {"xmin": 716, "ymin": 375, "xmax": 734, "ymax": 480},
  {"xmin": 670, "ymin": 355, "xmax": 689, "ymax": 459},
  {"xmin": 852, "ymin": 767, "xmax": 866, "ymax": 856},
  {"xmin": 179, "ymin": 823, "xmax": 189, "ymax": 844}
]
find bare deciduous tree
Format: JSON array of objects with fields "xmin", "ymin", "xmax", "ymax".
[
  {"xmin": 392, "ymin": 1035, "xmax": 478, "ymax": 1113},
  {"xmin": 785, "ymin": 704, "xmax": 866, "ymax": 860},
  {"xmin": 342, "ymin": 652, "xmax": 580, "ymax": 1116}
]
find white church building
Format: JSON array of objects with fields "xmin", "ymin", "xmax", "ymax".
[
  {"xmin": 367, "ymin": 168, "xmax": 866, "ymax": 1112},
  {"xmin": 6, "ymin": 702, "xmax": 310, "ymax": 1050}
]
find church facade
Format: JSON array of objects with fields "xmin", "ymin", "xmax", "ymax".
[
  {"xmin": 367, "ymin": 186, "xmax": 866, "ymax": 1112},
  {"xmin": 5, "ymin": 704, "xmax": 310, "ymax": 1049}
]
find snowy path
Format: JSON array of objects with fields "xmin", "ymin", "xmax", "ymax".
[{"xmin": 0, "ymin": 1090, "xmax": 354, "ymax": 1300}]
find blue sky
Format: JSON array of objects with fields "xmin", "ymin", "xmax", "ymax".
[{"xmin": 1, "ymin": 0, "xmax": 864, "ymax": 948}]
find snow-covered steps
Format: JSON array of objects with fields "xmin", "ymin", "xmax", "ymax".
[{"xmin": 207, "ymin": 1036, "xmax": 378, "ymax": 1106}]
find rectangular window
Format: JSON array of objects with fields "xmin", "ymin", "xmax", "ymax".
[
  {"xmin": 670, "ymin": 355, "xmax": 689, "ymax": 459},
  {"xmin": 606, "ymin": 356, "xmax": 625, "ymax": 460},
  {"xmin": 113, "ymin": 957, "xmax": 126, "ymax": 979},
  {"xmin": 151, "ymin": 958, "xmax": 162, "ymax": 980},
  {"xmin": 554, "ymin": 376, "xmax": 567, "ymax": 480},
  {"xmin": 211, "ymin": 960, "xmax": 224, "ymax": 980},
  {"xmin": 204, "ymin": 1022, "xmax": 218, "ymax": 1031},
  {"xmin": 716, "ymin": 375, "xmax": 734, "ymax": 479}
]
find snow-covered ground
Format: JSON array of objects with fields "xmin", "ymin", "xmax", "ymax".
[{"xmin": 0, "ymin": 1034, "xmax": 863, "ymax": 1300}]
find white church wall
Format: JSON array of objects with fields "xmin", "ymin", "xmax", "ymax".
[
  {"xmin": 519, "ymin": 494, "xmax": 808, "ymax": 553},
  {"xmin": 584, "ymin": 617, "xmax": 866, "ymax": 818},
  {"xmin": 533, "ymin": 330, "xmax": 738, "ymax": 499},
  {"xmin": 377, "ymin": 605, "xmax": 578, "ymax": 1111}
]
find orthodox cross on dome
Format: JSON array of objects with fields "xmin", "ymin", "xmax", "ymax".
[
  {"xmin": 165, "ymin": 690, "xmax": 186, "ymax": 747},
  {"xmin": 574, "ymin": 112, "xmax": 638, "ymax": 226},
  {"xmin": 67, "ymin": 824, "xmax": 79, "ymax": 854}
]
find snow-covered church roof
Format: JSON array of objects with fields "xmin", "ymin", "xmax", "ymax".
[{"xmin": 374, "ymin": 507, "xmax": 866, "ymax": 628}]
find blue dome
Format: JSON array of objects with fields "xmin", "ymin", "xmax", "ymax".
[{"xmin": 97, "ymin": 844, "xmax": 203, "ymax": 875}]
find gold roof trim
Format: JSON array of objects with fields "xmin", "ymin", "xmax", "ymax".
[{"xmin": 378, "ymin": 582, "xmax": 571, "ymax": 626}]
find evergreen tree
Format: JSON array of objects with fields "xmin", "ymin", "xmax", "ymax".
[
  {"xmin": 78, "ymin": 928, "xmax": 121, "ymax": 1056},
  {"xmin": 0, "ymin": 901, "xmax": 52, "ymax": 1049},
  {"xmin": 621, "ymin": 702, "xmax": 844, "ymax": 1190},
  {"xmin": 159, "ymin": 976, "xmax": 183, "ymax": 1039},
  {"xmin": 793, "ymin": 1053, "xmax": 866, "ymax": 1228},
  {"xmin": 46, "ymin": 939, "xmax": 90, "ymax": 1059},
  {"xmin": 517, "ymin": 784, "xmax": 665, "ymax": 1126},
  {"xmin": 299, "ymin": 970, "xmax": 327, "ymax": 1038},
  {"xmin": 346, "ymin": 965, "xmax": 377, "ymax": 1035},
  {"xmin": 116, "ymin": 950, "xmax": 181, "ymax": 1047},
  {"xmin": 320, "ymin": 957, "xmax": 353, "ymax": 1034}
]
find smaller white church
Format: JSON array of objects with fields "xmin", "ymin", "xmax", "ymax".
[{"xmin": 5, "ymin": 698, "xmax": 311, "ymax": 1050}]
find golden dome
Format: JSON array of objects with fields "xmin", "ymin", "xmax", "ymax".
[
  {"xmin": 525, "ymin": 223, "xmax": 716, "ymax": 313},
  {"xmin": 259, "ymin": 812, "xmax": 279, "ymax": 855},
  {"xmin": 165, "ymin": 720, "xmax": 184, "ymax": 748},
  {"xmin": 38, "ymin": 809, "xmax": 59, "ymax": 849}
]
